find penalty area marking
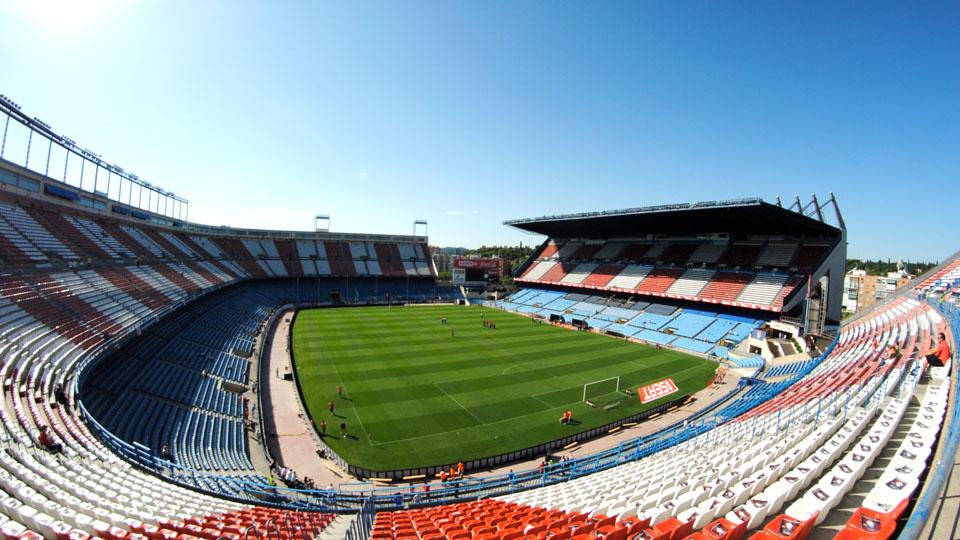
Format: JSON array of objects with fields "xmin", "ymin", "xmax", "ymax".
[
  {"xmin": 432, "ymin": 383, "xmax": 487, "ymax": 426},
  {"xmin": 367, "ymin": 368, "xmax": 704, "ymax": 446},
  {"xmin": 361, "ymin": 384, "xmax": 695, "ymax": 448},
  {"xmin": 530, "ymin": 394, "xmax": 556, "ymax": 408}
]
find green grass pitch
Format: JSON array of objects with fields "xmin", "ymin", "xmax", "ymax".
[{"xmin": 291, "ymin": 305, "xmax": 717, "ymax": 471}]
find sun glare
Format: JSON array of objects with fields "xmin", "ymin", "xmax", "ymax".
[{"xmin": 13, "ymin": 0, "xmax": 122, "ymax": 33}]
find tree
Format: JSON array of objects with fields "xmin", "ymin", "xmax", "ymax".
[{"xmin": 846, "ymin": 258, "xmax": 938, "ymax": 276}]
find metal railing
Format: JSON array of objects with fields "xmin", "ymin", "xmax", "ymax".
[
  {"xmin": 344, "ymin": 498, "xmax": 375, "ymax": 540},
  {"xmin": 74, "ymin": 335, "xmax": 829, "ymax": 512}
]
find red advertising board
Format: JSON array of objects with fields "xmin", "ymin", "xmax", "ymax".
[
  {"xmin": 453, "ymin": 258, "xmax": 502, "ymax": 270},
  {"xmin": 638, "ymin": 378, "xmax": 679, "ymax": 404}
]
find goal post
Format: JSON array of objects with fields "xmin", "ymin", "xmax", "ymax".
[{"xmin": 582, "ymin": 376, "xmax": 620, "ymax": 402}]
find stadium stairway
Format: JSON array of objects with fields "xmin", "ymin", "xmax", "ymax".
[{"xmin": 808, "ymin": 386, "xmax": 925, "ymax": 538}]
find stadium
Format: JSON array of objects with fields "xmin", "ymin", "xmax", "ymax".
[{"xmin": 0, "ymin": 90, "xmax": 957, "ymax": 540}]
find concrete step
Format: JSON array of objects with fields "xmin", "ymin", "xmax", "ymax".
[
  {"xmin": 809, "ymin": 389, "xmax": 925, "ymax": 539},
  {"xmin": 317, "ymin": 514, "xmax": 356, "ymax": 540}
]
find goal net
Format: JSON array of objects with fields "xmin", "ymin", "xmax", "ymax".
[{"xmin": 582, "ymin": 376, "xmax": 620, "ymax": 403}]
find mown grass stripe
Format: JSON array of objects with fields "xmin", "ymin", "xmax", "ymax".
[{"xmin": 292, "ymin": 305, "xmax": 716, "ymax": 470}]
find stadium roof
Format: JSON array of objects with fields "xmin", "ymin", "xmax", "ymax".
[{"xmin": 505, "ymin": 197, "xmax": 844, "ymax": 238}]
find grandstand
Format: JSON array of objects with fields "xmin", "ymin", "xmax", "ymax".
[
  {"xmin": 0, "ymin": 94, "xmax": 958, "ymax": 540},
  {"xmin": 505, "ymin": 199, "xmax": 846, "ymax": 335},
  {"xmin": 493, "ymin": 289, "xmax": 760, "ymax": 357},
  {"xmin": 492, "ymin": 198, "xmax": 847, "ymax": 375}
]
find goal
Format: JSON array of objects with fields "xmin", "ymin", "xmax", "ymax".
[{"xmin": 582, "ymin": 376, "xmax": 620, "ymax": 402}]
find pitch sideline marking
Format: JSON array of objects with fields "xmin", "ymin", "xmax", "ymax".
[{"xmin": 305, "ymin": 321, "xmax": 374, "ymax": 445}]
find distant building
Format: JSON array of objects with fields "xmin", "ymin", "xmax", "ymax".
[
  {"xmin": 843, "ymin": 265, "xmax": 913, "ymax": 313},
  {"xmin": 430, "ymin": 249, "xmax": 451, "ymax": 274},
  {"xmin": 430, "ymin": 247, "xmax": 467, "ymax": 274}
]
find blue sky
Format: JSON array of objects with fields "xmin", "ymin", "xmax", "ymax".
[{"xmin": 1, "ymin": 1, "xmax": 957, "ymax": 261}]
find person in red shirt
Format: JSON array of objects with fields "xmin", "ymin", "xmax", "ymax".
[
  {"xmin": 927, "ymin": 332, "xmax": 952, "ymax": 367},
  {"xmin": 38, "ymin": 425, "xmax": 62, "ymax": 453}
]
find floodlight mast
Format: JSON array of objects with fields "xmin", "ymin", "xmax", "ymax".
[
  {"xmin": 0, "ymin": 95, "xmax": 189, "ymax": 221},
  {"xmin": 413, "ymin": 220, "xmax": 428, "ymax": 237},
  {"xmin": 315, "ymin": 215, "xmax": 330, "ymax": 232}
]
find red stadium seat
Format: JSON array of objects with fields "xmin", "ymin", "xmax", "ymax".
[
  {"xmin": 499, "ymin": 528, "xmax": 523, "ymax": 540},
  {"xmin": 600, "ymin": 526, "xmax": 629, "ymax": 540},
  {"xmin": 154, "ymin": 529, "xmax": 178, "ymax": 540},
  {"xmin": 595, "ymin": 515, "xmax": 617, "ymax": 530},
  {"xmin": 105, "ymin": 527, "xmax": 128, "ymax": 540},
  {"xmin": 525, "ymin": 525, "xmax": 547, "ymax": 536},
  {"xmin": 700, "ymin": 518, "xmax": 746, "ymax": 540},
  {"xmin": 622, "ymin": 516, "xmax": 652, "ymax": 536},
  {"xmin": 49, "ymin": 522, "xmax": 74, "ymax": 540},
  {"xmin": 67, "ymin": 530, "xmax": 92, "ymax": 540},
  {"xmin": 654, "ymin": 517, "xmax": 694, "ymax": 540},
  {"xmin": 631, "ymin": 528, "xmax": 668, "ymax": 540},
  {"xmin": 834, "ymin": 498, "xmax": 910, "ymax": 540},
  {"xmin": 749, "ymin": 513, "xmax": 817, "ymax": 539},
  {"xmin": 198, "ymin": 528, "xmax": 222, "ymax": 540}
]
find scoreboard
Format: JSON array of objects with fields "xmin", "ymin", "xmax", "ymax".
[{"xmin": 452, "ymin": 257, "xmax": 504, "ymax": 286}]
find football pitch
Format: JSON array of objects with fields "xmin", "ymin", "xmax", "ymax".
[{"xmin": 291, "ymin": 305, "xmax": 717, "ymax": 471}]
